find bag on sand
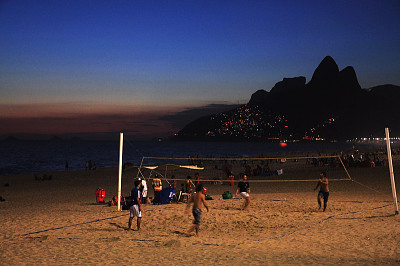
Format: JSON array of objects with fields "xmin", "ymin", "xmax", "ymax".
[{"xmin": 222, "ymin": 191, "xmax": 233, "ymax": 199}]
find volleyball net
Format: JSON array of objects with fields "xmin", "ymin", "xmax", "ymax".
[{"xmin": 133, "ymin": 154, "xmax": 352, "ymax": 183}]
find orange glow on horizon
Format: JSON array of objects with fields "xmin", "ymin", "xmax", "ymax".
[
  {"xmin": 0, "ymin": 102, "xmax": 186, "ymax": 137},
  {"xmin": 0, "ymin": 102, "xmax": 182, "ymax": 118}
]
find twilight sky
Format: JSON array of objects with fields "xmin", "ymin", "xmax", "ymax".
[{"xmin": 1, "ymin": 0, "xmax": 399, "ymax": 139}]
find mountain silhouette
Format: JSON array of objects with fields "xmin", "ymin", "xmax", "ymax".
[{"xmin": 175, "ymin": 56, "xmax": 400, "ymax": 141}]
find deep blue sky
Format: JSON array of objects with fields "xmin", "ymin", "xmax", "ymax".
[{"xmin": 1, "ymin": 0, "xmax": 399, "ymax": 138}]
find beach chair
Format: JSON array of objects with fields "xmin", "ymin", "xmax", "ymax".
[{"xmin": 177, "ymin": 192, "xmax": 190, "ymax": 202}]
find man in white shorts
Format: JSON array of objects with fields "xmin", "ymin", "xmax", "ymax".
[
  {"xmin": 129, "ymin": 180, "xmax": 142, "ymax": 231},
  {"xmin": 235, "ymin": 174, "xmax": 250, "ymax": 210}
]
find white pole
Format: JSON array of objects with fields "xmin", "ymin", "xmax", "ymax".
[
  {"xmin": 385, "ymin": 128, "xmax": 399, "ymax": 215},
  {"xmin": 117, "ymin": 132, "xmax": 124, "ymax": 212}
]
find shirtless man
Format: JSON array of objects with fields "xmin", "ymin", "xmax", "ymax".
[
  {"xmin": 314, "ymin": 171, "xmax": 329, "ymax": 211},
  {"xmin": 185, "ymin": 184, "xmax": 209, "ymax": 237}
]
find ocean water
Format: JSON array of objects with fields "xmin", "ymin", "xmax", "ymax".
[{"xmin": 0, "ymin": 139, "xmax": 386, "ymax": 176}]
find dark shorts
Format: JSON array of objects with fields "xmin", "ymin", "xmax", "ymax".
[
  {"xmin": 192, "ymin": 208, "xmax": 202, "ymax": 225},
  {"xmin": 318, "ymin": 191, "xmax": 330, "ymax": 201}
]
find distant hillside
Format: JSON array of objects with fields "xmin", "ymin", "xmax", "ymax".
[{"xmin": 175, "ymin": 56, "xmax": 400, "ymax": 141}]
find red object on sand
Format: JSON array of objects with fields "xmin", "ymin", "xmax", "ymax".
[
  {"xmin": 95, "ymin": 189, "xmax": 105, "ymax": 203},
  {"xmin": 228, "ymin": 175, "xmax": 235, "ymax": 186}
]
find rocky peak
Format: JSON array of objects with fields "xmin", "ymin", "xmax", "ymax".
[
  {"xmin": 309, "ymin": 56, "xmax": 339, "ymax": 87},
  {"xmin": 338, "ymin": 66, "xmax": 361, "ymax": 91},
  {"xmin": 248, "ymin": 89, "xmax": 269, "ymax": 107},
  {"xmin": 270, "ymin": 77, "xmax": 306, "ymax": 95}
]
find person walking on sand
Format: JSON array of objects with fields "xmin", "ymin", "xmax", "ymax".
[
  {"xmin": 186, "ymin": 183, "xmax": 209, "ymax": 237},
  {"xmin": 235, "ymin": 174, "xmax": 250, "ymax": 210},
  {"xmin": 128, "ymin": 180, "xmax": 142, "ymax": 231},
  {"xmin": 314, "ymin": 171, "xmax": 329, "ymax": 212}
]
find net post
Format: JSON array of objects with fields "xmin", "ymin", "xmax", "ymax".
[
  {"xmin": 385, "ymin": 128, "xmax": 399, "ymax": 215},
  {"xmin": 337, "ymin": 155, "xmax": 352, "ymax": 180},
  {"xmin": 117, "ymin": 132, "xmax": 124, "ymax": 212}
]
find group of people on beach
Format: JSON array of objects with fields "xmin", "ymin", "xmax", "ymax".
[
  {"xmin": 127, "ymin": 171, "xmax": 329, "ymax": 236},
  {"xmin": 85, "ymin": 160, "xmax": 96, "ymax": 170},
  {"xmin": 34, "ymin": 173, "xmax": 52, "ymax": 181},
  {"xmin": 127, "ymin": 173, "xmax": 252, "ymax": 236},
  {"xmin": 127, "ymin": 177, "xmax": 210, "ymax": 236}
]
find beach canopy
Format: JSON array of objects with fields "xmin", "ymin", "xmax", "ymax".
[{"xmin": 143, "ymin": 164, "xmax": 204, "ymax": 171}]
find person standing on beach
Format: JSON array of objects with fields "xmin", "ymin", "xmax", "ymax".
[
  {"xmin": 194, "ymin": 173, "xmax": 201, "ymax": 186},
  {"xmin": 129, "ymin": 180, "xmax": 142, "ymax": 231},
  {"xmin": 186, "ymin": 183, "xmax": 209, "ymax": 237},
  {"xmin": 170, "ymin": 175, "xmax": 177, "ymax": 190},
  {"xmin": 139, "ymin": 178, "xmax": 148, "ymax": 204},
  {"xmin": 235, "ymin": 174, "xmax": 250, "ymax": 210},
  {"xmin": 314, "ymin": 171, "xmax": 329, "ymax": 211},
  {"xmin": 152, "ymin": 175, "xmax": 162, "ymax": 204},
  {"xmin": 186, "ymin": 176, "xmax": 194, "ymax": 195}
]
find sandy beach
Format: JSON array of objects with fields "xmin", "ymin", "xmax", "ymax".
[{"xmin": 1, "ymin": 156, "xmax": 399, "ymax": 265}]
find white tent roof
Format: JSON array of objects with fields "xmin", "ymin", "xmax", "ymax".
[{"xmin": 143, "ymin": 164, "xmax": 204, "ymax": 170}]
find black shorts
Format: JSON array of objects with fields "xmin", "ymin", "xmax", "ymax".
[{"xmin": 318, "ymin": 191, "xmax": 330, "ymax": 201}]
